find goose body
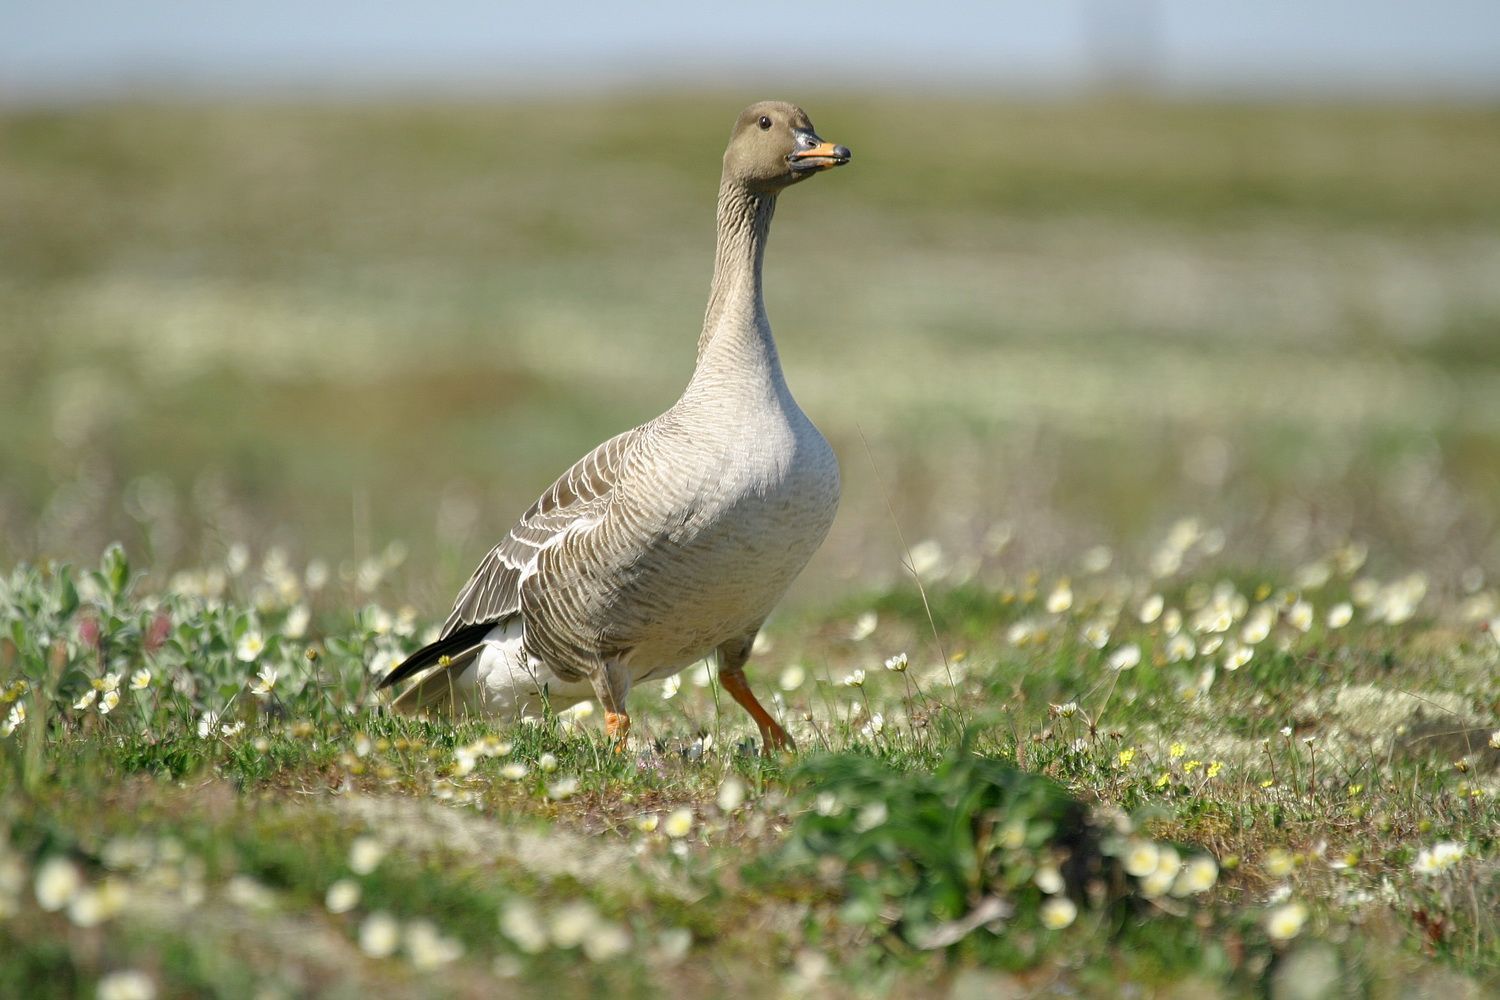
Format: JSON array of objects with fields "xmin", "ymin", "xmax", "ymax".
[{"xmin": 379, "ymin": 102, "xmax": 851, "ymax": 748}]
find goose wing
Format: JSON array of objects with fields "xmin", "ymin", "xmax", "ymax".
[
  {"xmin": 379, "ymin": 427, "xmax": 642, "ymax": 692},
  {"xmin": 439, "ymin": 426, "xmax": 641, "ymax": 637}
]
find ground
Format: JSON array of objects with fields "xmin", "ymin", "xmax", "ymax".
[{"xmin": 0, "ymin": 95, "xmax": 1498, "ymax": 997}]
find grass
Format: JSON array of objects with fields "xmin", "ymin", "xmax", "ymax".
[
  {"xmin": 1, "ymin": 537, "xmax": 1496, "ymax": 997},
  {"xmin": 1, "ymin": 91, "xmax": 1498, "ymax": 995}
]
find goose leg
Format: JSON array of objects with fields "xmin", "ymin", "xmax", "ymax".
[
  {"xmin": 590, "ymin": 657, "xmax": 633, "ymax": 751},
  {"xmin": 717, "ymin": 634, "xmax": 795, "ymax": 751}
]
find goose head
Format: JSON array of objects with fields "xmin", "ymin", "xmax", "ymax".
[{"xmin": 723, "ymin": 101, "xmax": 851, "ymax": 194}]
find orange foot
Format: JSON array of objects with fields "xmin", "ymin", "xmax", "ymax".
[
  {"xmin": 605, "ymin": 711, "xmax": 631, "ymax": 753},
  {"xmin": 719, "ymin": 671, "xmax": 796, "ymax": 752}
]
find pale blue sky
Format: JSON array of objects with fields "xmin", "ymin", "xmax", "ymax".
[{"xmin": 4, "ymin": 1, "xmax": 1499, "ymax": 101}]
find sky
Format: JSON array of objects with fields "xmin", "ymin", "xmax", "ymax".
[{"xmin": 4, "ymin": 1, "xmax": 1500, "ymax": 101}]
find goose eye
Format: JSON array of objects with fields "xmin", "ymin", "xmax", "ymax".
[{"xmin": 758, "ymin": 115, "xmax": 772, "ymax": 131}]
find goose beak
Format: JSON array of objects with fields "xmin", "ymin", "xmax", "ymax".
[{"xmin": 788, "ymin": 137, "xmax": 852, "ymax": 173}]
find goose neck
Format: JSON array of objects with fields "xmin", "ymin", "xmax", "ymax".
[{"xmin": 695, "ymin": 180, "xmax": 779, "ymax": 373}]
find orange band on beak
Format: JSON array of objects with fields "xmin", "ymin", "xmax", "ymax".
[{"xmin": 790, "ymin": 141, "xmax": 846, "ymax": 162}]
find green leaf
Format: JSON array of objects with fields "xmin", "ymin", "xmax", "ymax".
[{"xmin": 102, "ymin": 543, "xmax": 130, "ymax": 599}]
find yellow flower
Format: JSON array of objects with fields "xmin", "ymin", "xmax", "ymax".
[
  {"xmin": 1183, "ymin": 759, "xmax": 1202, "ymax": 773},
  {"xmin": 1154, "ymin": 772, "xmax": 1171, "ymax": 788},
  {"xmin": 1206, "ymin": 761, "xmax": 1223, "ymax": 778},
  {"xmin": 1169, "ymin": 742, "xmax": 1186, "ymax": 759},
  {"xmin": 1117, "ymin": 748, "xmax": 1136, "ymax": 768}
]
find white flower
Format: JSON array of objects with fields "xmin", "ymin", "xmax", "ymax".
[
  {"xmin": 499, "ymin": 901, "xmax": 549, "ymax": 954},
  {"xmin": 848, "ymin": 611, "xmax": 877, "ymax": 641},
  {"xmin": 1172, "ymin": 857, "xmax": 1219, "ymax": 896},
  {"xmin": 129, "ymin": 669, "xmax": 151, "ymax": 691},
  {"xmin": 1326, "ymin": 602, "xmax": 1353, "ymax": 629},
  {"xmin": 547, "ymin": 777, "xmax": 580, "ymax": 800},
  {"xmin": 854, "ymin": 802, "xmax": 888, "ymax": 832},
  {"xmin": 235, "ymin": 631, "xmax": 265, "ymax": 663},
  {"xmin": 35, "ymin": 857, "xmax": 82, "ymax": 911},
  {"xmin": 226, "ymin": 543, "xmax": 250, "ymax": 575},
  {"xmin": 1122, "ymin": 840, "xmax": 1160, "ymax": 878},
  {"xmin": 69, "ymin": 880, "xmax": 128, "ymax": 927},
  {"xmin": 1034, "ymin": 865, "xmax": 1065, "ymax": 895},
  {"xmin": 1165, "ymin": 633, "xmax": 1196, "ymax": 663},
  {"xmin": 225, "ymin": 875, "xmax": 275, "ymax": 911},
  {"xmin": 1051, "ymin": 702, "xmax": 1080, "ymax": 719},
  {"xmin": 367, "ymin": 648, "xmax": 398, "ymax": 677},
  {"xmin": 196, "ymin": 712, "xmax": 219, "ymax": 738},
  {"xmin": 582, "ymin": 921, "xmax": 632, "ymax": 962},
  {"xmin": 909, "ymin": 539, "xmax": 946, "ymax": 578},
  {"xmin": 1039, "ymin": 897, "xmax": 1076, "ymax": 929},
  {"xmin": 74, "ymin": 689, "xmax": 98, "ymax": 711},
  {"xmin": 1138, "ymin": 594, "xmax": 1165, "ymax": 623},
  {"xmin": 1081, "ymin": 621, "xmax": 1111, "ymax": 649},
  {"xmin": 538, "ymin": 752, "xmax": 558, "ymax": 773},
  {"xmin": 1412, "ymin": 842, "xmax": 1465, "ymax": 876},
  {"xmin": 284, "ymin": 604, "xmax": 310, "ymax": 639},
  {"xmin": 1287, "ymin": 601, "xmax": 1314, "ymax": 633},
  {"xmin": 550, "ymin": 901, "xmax": 599, "ymax": 949},
  {"xmin": 1489, "ymin": 730, "xmax": 1500, "ymax": 751},
  {"xmin": 1108, "ymin": 645, "xmax": 1141, "ymax": 671},
  {"xmin": 348, "ymin": 836, "xmax": 386, "ymax": 875},
  {"xmin": 779, "ymin": 664, "xmax": 806, "ymax": 691},
  {"xmin": 219, "ymin": 720, "xmax": 244, "ymax": 737},
  {"xmin": 2, "ymin": 701, "xmax": 24, "ymax": 736},
  {"xmin": 883, "ymin": 652, "xmax": 908, "ymax": 673},
  {"xmin": 98, "ymin": 690, "xmax": 120, "ymax": 715},
  {"xmin": 1046, "ymin": 581, "xmax": 1073, "ymax": 614},
  {"xmin": 660, "ymin": 674, "xmax": 682, "ymax": 700},
  {"xmin": 99, "ymin": 672, "xmax": 122, "ymax": 693},
  {"xmin": 860, "ymin": 712, "xmax": 885, "ymax": 739},
  {"xmin": 405, "ymin": 919, "xmax": 464, "ymax": 968},
  {"xmin": 500, "ymin": 762, "xmax": 528, "ymax": 780},
  {"xmin": 1241, "ymin": 607, "xmax": 1275, "ymax": 645},
  {"xmin": 1265, "ymin": 901, "xmax": 1308, "ymax": 941},
  {"xmin": 97, "ymin": 970, "xmax": 156, "ymax": 1000},
  {"xmin": 716, "ymin": 776, "xmax": 746, "ymax": 813},
  {"xmin": 663, "ymin": 808, "xmax": 694, "ymax": 839},
  {"xmin": 1007, "ymin": 620, "xmax": 1039, "ymax": 645},
  {"xmin": 325, "ymin": 879, "xmax": 360, "ymax": 913},
  {"xmin": 359, "ymin": 912, "xmax": 401, "ymax": 958},
  {"xmin": 842, "ymin": 669, "xmax": 865, "ymax": 688},
  {"xmin": 1223, "ymin": 643, "xmax": 1253, "ymax": 670},
  {"xmin": 250, "ymin": 666, "xmax": 278, "ymax": 699},
  {"xmin": 1139, "ymin": 846, "xmax": 1180, "ymax": 899}
]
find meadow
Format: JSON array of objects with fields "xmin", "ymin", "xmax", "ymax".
[{"xmin": 1, "ymin": 93, "xmax": 1498, "ymax": 997}]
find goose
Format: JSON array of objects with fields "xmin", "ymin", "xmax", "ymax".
[{"xmin": 378, "ymin": 101, "xmax": 851, "ymax": 750}]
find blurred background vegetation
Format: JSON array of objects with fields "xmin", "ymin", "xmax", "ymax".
[{"xmin": 2, "ymin": 3, "xmax": 1499, "ymax": 615}]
